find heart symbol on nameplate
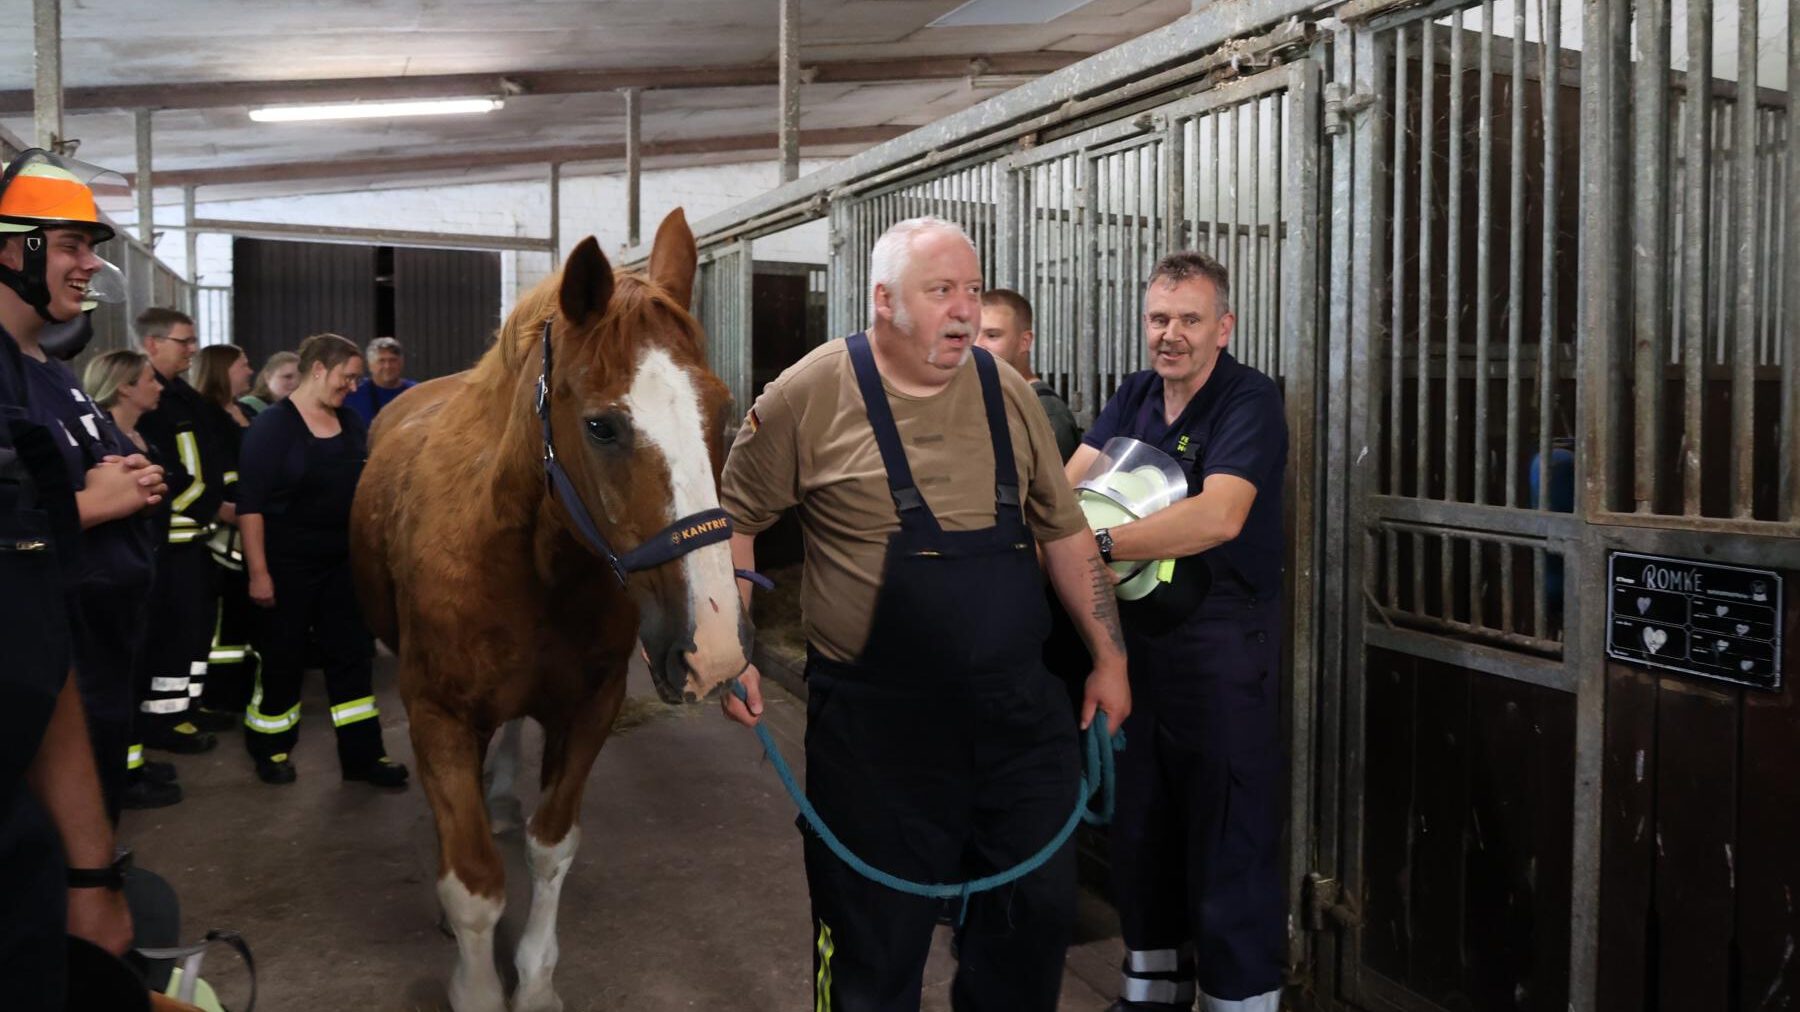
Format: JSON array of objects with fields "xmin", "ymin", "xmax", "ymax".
[
  {"xmin": 1716, "ymin": 604, "xmax": 1730, "ymax": 616},
  {"xmin": 1716, "ymin": 638, "xmax": 1730, "ymax": 651},
  {"xmin": 1643, "ymin": 626, "xmax": 1668, "ymax": 654},
  {"xmin": 1735, "ymin": 623, "xmax": 1750, "ymax": 636},
  {"xmin": 1636, "ymin": 596, "xmax": 1652, "ymax": 615},
  {"xmin": 1741, "ymin": 659, "xmax": 1755, "ymax": 672}
]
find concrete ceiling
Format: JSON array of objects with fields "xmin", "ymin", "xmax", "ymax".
[{"xmin": 3, "ymin": 0, "xmax": 1191, "ymax": 204}]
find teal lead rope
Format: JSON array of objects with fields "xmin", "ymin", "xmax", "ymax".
[{"xmin": 727, "ymin": 680, "xmax": 1125, "ymax": 924}]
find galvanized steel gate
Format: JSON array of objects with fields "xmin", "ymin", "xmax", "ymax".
[{"xmin": 672, "ymin": 1, "xmax": 1799, "ymax": 1006}]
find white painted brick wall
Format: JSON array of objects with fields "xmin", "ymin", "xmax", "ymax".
[{"xmin": 156, "ymin": 158, "xmax": 837, "ymax": 341}]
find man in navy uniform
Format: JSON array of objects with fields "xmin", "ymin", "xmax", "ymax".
[
  {"xmin": 1065, "ymin": 251, "xmax": 1287, "ymax": 1012},
  {"xmin": 0, "ymin": 147, "xmax": 141, "ymax": 1007}
]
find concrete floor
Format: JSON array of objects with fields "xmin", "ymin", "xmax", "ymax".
[{"xmin": 125, "ymin": 657, "xmax": 1126, "ymax": 1011}]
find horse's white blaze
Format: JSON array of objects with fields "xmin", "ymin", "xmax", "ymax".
[
  {"xmin": 513, "ymin": 826, "xmax": 580, "ymax": 1012},
  {"xmin": 438, "ymin": 873, "xmax": 505, "ymax": 1012},
  {"xmin": 623, "ymin": 347, "xmax": 743, "ymax": 691}
]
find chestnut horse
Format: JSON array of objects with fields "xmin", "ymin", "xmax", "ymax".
[{"xmin": 350, "ymin": 209, "xmax": 750, "ymax": 1012}]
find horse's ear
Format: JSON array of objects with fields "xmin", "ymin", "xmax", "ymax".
[
  {"xmin": 646, "ymin": 208, "xmax": 697, "ymax": 309},
  {"xmin": 559, "ymin": 236, "xmax": 614, "ymax": 324}
]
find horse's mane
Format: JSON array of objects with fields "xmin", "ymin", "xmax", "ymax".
[{"xmin": 467, "ymin": 267, "xmax": 703, "ymax": 394}]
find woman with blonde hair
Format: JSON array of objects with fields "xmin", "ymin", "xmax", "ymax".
[{"xmin": 240, "ymin": 350, "xmax": 299, "ymax": 414}]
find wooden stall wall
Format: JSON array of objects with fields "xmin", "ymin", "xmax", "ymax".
[{"xmin": 1597, "ymin": 583, "xmax": 1800, "ymax": 1010}]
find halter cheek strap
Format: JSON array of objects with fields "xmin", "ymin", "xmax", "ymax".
[{"xmin": 536, "ymin": 320, "xmax": 772, "ymax": 590}]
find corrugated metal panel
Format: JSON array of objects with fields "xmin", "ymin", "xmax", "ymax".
[
  {"xmin": 394, "ymin": 247, "xmax": 503, "ymax": 380},
  {"xmin": 231, "ymin": 238, "xmax": 377, "ymax": 367}
]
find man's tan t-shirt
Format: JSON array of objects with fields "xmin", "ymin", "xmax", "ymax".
[{"xmin": 721, "ymin": 339, "xmax": 1088, "ymax": 663}]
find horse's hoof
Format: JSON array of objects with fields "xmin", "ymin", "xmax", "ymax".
[{"xmin": 511, "ymin": 980, "xmax": 564, "ymax": 1012}]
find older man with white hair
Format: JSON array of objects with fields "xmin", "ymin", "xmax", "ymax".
[{"xmin": 720, "ymin": 217, "xmax": 1130, "ymax": 1011}]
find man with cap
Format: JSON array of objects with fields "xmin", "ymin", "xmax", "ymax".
[
  {"xmin": 1066, "ymin": 251, "xmax": 1288, "ymax": 1012},
  {"xmin": 721, "ymin": 217, "xmax": 1130, "ymax": 1011}
]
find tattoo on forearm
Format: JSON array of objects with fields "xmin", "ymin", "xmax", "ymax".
[{"xmin": 1087, "ymin": 555, "xmax": 1127, "ymax": 655}]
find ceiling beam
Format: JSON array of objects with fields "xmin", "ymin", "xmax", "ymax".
[
  {"xmin": 0, "ymin": 52, "xmax": 1081, "ymax": 116},
  {"xmin": 129, "ymin": 125, "xmax": 909, "ymax": 189}
]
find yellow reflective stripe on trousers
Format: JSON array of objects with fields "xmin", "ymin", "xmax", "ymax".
[
  {"xmin": 330, "ymin": 696, "xmax": 378, "ymax": 727},
  {"xmin": 127, "ymin": 744, "xmax": 144, "ymax": 770},
  {"xmin": 245, "ymin": 700, "xmax": 300, "ymax": 733},
  {"xmin": 815, "ymin": 922, "xmax": 834, "ymax": 1012},
  {"xmin": 171, "ymin": 430, "xmax": 206, "ymax": 514}
]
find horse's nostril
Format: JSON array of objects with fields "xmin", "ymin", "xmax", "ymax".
[{"xmin": 709, "ymin": 598, "xmax": 719, "ymax": 614}]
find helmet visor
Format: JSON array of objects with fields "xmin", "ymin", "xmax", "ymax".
[{"xmin": 81, "ymin": 256, "xmax": 128, "ymax": 309}]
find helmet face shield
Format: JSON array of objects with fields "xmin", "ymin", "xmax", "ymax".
[{"xmin": 81, "ymin": 256, "xmax": 128, "ymax": 310}]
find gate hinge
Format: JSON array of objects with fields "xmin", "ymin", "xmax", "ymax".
[
  {"xmin": 1304, "ymin": 873, "xmax": 1362, "ymax": 931},
  {"xmin": 1323, "ymin": 83, "xmax": 1376, "ymax": 135}
]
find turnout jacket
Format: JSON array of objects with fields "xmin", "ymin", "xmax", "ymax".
[{"xmin": 138, "ymin": 373, "xmax": 225, "ymax": 546}]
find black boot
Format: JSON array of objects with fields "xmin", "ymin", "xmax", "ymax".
[
  {"xmin": 190, "ymin": 707, "xmax": 240, "ymax": 734},
  {"xmin": 343, "ymin": 756, "xmax": 409, "ymax": 790},
  {"xmin": 142, "ymin": 721, "xmax": 217, "ymax": 755},
  {"xmin": 140, "ymin": 759, "xmax": 178, "ymax": 784},
  {"xmin": 121, "ymin": 770, "xmax": 182, "ymax": 809},
  {"xmin": 255, "ymin": 753, "xmax": 297, "ymax": 785}
]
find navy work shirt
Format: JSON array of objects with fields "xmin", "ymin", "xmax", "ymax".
[
  {"xmin": 20, "ymin": 354, "xmax": 157, "ymax": 592},
  {"xmin": 343, "ymin": 378, "xmax": 415, "ymax": 427},
  {"xmin": 1083, "ymin": 350, "xmax": 1287, "ymax": 599}
]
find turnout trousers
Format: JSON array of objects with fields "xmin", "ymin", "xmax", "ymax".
[
  {"xmin": 205, "ymin": 530, "xmax": 259, "ymax": 715},
  {"xmin": 1110, "ymin": 594, "xmax": 1285, "ymax": 1010},
  {"xmin": 243, "ymin": 553, "xmax": 384, "ymax": 770},
  {"xmin": 71, "ymin": 582, "xmax": 151, "ymax": 824},
  {"xmin": 801, "ymin": 334, "xmax": 1078, "ymax": 1012},
  {"xmin": 135, "ymin": 540, "xmax": 218, "ymax": 736}
]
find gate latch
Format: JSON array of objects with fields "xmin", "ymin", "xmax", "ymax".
[
  {"xmin": 1323, "ymin": 83, "xmax": 1376, "ymax": 135},
  {"xmin": 1304, "ymin": 873, "xmax": 1362, "ymax": 931}
]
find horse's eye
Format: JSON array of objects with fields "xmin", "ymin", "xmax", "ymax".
[{"xmin": 586, "ymin": 417, "xmax": 619, "ymax": 444}]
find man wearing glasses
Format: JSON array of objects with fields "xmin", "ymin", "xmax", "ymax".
[{"xmin": 135, "ymin": 308, "xmax": 230, "ymax": 760}]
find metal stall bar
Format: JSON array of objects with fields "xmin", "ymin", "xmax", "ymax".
[
  {"xmin": 1730, "ymin": 0, "xmax": 1758, "ymax": 517},
  {"xmin": 1535, "ymin": 0, "xmax": 1560, "ymax": 642},
  {"xmin": 1388, "ymin": 25, "xmax": 1407, "ymax": 608},
  {"xmin": 1444, "ymin": 15, "xmax": 1464, "ymax": 613},
  {"xmin": 1788, "ymin": 0, "xmax": 1800, "ymax": 520},
  {"xmin": 1681, "ymin": 0, "xmax": 1711, "ymax": 514},
  {"xmin": 1633, "ymin": 0, "xmax": 1672, "ymax": 512},
  {"xmin": 1499, "ymin": 0, "xmax": 1527, "ymax": 633},
  {"xmin": 1474, "ymin": 0, "xmax": 1495, "ymax": 520},
  {"xmin": 1416, "ymin": 18, "xmax": 1433, "ymax": 620}
]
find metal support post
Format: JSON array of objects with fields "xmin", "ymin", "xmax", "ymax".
[
  {"xmin": 623, "ymin": 88, "xmax": 641, "ymax": 247},
  {"xmin": 779, "ymin": 0, "xmax": 801, "ymax": 183},
  {"xmin": 183, "ymin": 185, "xmax": 198, "ymax": 282},
  {"xmin": 549, "ymin": 161, "xmax": 562, "ymax": 262},
  {"xmin": 136, "ymin": 109, "xmax": 154, "ymax": 245},
  {"xmin": 33, "ymin": 0, "xmax": 63, "ymax": 151}
]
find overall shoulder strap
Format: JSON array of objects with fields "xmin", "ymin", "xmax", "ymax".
[{"xmin": 845, "ymin": 332, "xmax": 937, "ymax": 530}]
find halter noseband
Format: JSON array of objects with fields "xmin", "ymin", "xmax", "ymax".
[{"xmin": 536, "ymin": 319, "xmax": 769, "ymax": 590}]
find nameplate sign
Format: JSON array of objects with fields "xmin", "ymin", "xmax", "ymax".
[{"xmin": 1607, "ymin": 552, "xmax": 1782, "ymax": 691}]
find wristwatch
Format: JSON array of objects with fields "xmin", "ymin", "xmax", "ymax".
[
  {"xmin": 1094, "ymin": 528, "xmax": 1114, "ymax": 564},
  {"xmin": 68, "ymin": 847, "xmax": 132, "ymax": 890}
]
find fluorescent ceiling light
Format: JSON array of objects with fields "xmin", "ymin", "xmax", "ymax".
[
  {"xmin": 928, "ymin": 0, "xmax": 1099, "ymax": 27},
  {"xmin": 249, "ymin": 97, "xmax": 503, "ymax": 123}
]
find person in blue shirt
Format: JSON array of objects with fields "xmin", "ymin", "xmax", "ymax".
[
  {"xmin": 1065, "ymin": 251, "xmax": 1288, "ymax": 1012},
  {"xmin": 341, "ymin": 336, "xmax": 416, "ymax": 426}
]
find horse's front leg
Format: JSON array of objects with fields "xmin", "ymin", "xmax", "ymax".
[
  {"xmin": 512, "ymin": 668, "xmax": 629, "ymax": 1012},
  {"xmin": 413, "ymin": 698, "xmax": 509, "ymax": 1012}
]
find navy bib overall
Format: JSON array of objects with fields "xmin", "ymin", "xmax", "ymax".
[{"xmin": 801, "ymin": 334, "xmax": 1079, "ymax": 1012}]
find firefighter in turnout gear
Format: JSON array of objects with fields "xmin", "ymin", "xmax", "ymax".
[
  {"xmin": 135, "ymin": 306, "xmax": 231, "ymax": 753},
  {"xmin": 1069, "ymin": 252, "xmax": 1288, "ymax": 1012}
]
